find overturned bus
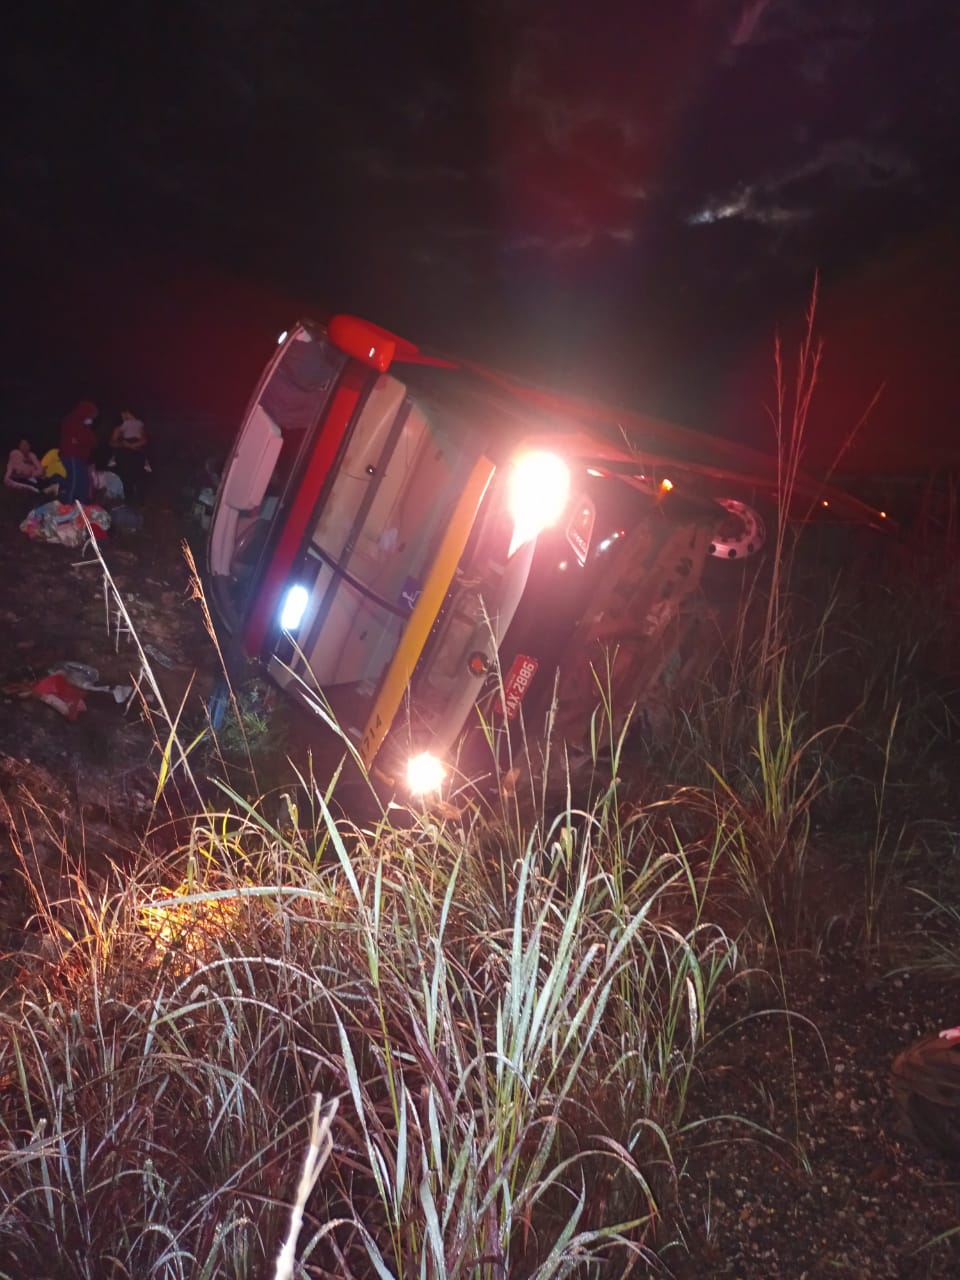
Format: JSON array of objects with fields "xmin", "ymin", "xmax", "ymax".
[{"xmin": 207, "ymin": 314, "xmax": 889, "ymax": 795}]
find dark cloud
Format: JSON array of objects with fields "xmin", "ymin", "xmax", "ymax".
[
  {"xmin": 2, "ymin": 0, "xmax": 958, "ymax": 426},
  {"xmin": 688, "ymin": 139, "xmax": 914, "ymax": 227}
]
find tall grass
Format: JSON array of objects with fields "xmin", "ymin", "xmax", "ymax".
[
  {"xmin": 0, "ymin": 759, "xmax": 743, "ymax": 1278},
  {"xmin": 653, "ymin": 281, "xmax": 923, "ymax": 950},
  {"xmin": 0, "ymin": 530, "xmax": 753, "ymax": 1276}
]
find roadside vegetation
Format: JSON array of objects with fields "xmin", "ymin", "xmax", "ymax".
[{"xmin": 2, "ymin": 306, "xmax": 958, "ymax": 1277}]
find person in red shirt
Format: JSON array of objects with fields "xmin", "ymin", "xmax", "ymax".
[{"xmin": 59, "ymin": 400, "xmax": 98, "ymax": 504}]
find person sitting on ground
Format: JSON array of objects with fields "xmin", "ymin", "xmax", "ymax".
[
  {"xmin": 59, "ymin": 400, "xmax": 99, "ymax": 504},
  {"xmin": 109, "ymin": 409, "xmax": 148, "ymax": 503},
  {"xmin": 4, "ymin": 438, "xmax": 52, "ymax": 494},
  {"xmin": 40, "ymin": 447, "xmax": 67, "ymax": 482}
]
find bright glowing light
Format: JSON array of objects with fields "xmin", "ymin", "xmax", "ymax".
[
  {"xmin": 467, "ymin": 651, "xmax": 489, "ymax": 676},
  {"xmin": 821, "ymin": 499, "xmax": 829, "ymax": 508},
  {"xmin": 406, "ymin": 751, "xmax": 446, "ymax": 795},
  {"xmin": 277, "ymin": 329, "xmax": 288, "ymax": 345},
  {"xmin": 598, "ymin": 529, "xmax": 625, "ymax": 554},
  {"xmin": 660, "ymin": 477, "xmax": 674, "ymax": 493},
  {"xmin": 279, "ymin": 584, "xmax": 309, "ymax": 632},
  {"xmin": 507, "ymin": 451, "xmax": 570, "ymax": 555},
  {"xmin": 879, "ymin": 510, "xmax": 887, "ymax": 519},
  {"xmin": 139, "ymin": 880, "xmax": 245, "ymax": 969}
]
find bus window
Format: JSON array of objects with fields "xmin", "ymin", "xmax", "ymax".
[{"xmin": 210, "ymin": 329, "xmax": 344, "ymax": 620}]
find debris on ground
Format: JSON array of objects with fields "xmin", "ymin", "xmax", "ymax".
[
  {"xmin": 111, "ymin": 504, "xmax": 145, "ymax": 534},
  {"xmin": 19, "ymin": 500, "xmax": 111, "ymax": 546},
  {"xmin": 143, "ymin": 642, "xmax": 178, "ymax": 669},
  {"xmin": 0, "ymin": 470, "xmax": 222, "ymax": 900},
  {"xmin": 47, "ymin": 662, "xmax": 134, "ymax": 703},
  {"xmin": 30, "ymin": 672, "xmax": 87, "ymax": 720}
]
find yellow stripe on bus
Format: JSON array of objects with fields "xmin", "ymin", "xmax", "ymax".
[{"xmin": 358, "ymin": 456, "xmax": 495, "ymax": 769}]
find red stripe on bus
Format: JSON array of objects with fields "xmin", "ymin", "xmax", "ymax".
[{"xmin": 242, "ymin": 363, "xmax": 367, "ymax": 656}]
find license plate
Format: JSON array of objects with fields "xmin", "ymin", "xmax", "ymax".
[{"xmin": 495, "ymin": 654, "xmax": 539, "ymax": 720}]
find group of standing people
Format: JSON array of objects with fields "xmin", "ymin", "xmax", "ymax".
[{"xmin": 4, "ymin": 401, "xmax": 150, "ymax": 504}]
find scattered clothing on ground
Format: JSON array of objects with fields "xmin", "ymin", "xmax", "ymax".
[
  {"xmin": 30, "ymin": 672, "xmax": 88, "ymax": 720},
  {"xmin": 19, "ymin": 500, "xmax": 111, "ymax": 546},
  {"xmin": 46, "ymin": 663, "xmax": 134, "ymax": 704},
  {"xmin": 94, "ymin": 468, "xmax": 125, "ymax": 501},
  {"xmin": 110, "ymin": 504, "xmax": 144, "ymax": 534}
]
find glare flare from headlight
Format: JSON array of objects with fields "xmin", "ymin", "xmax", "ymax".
[
  {"xmin": 507, "ymin": 451, "xmax": 570, "ymax": 554},
  {"xmin": 406, "ymin": 751, "xmax": 446, "ymax": 795},
  {"xmin": 279, "ymin": 584, "xmax": 309, "ymax": 632}
]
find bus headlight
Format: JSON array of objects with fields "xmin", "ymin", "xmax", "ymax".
[
  {"xmin": 507, "ymin": 451, "xmax": 570, "ymax": 555},
  {"xmin": 279, "ymin": 584, "xmax": 309, "ymax": 632},
  {"xmin": 406, "ymin": 751, "xmax": 446, "ymax": 795}
]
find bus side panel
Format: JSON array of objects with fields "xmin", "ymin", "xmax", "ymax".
[{"xmin": 242, "ymin": 362, "xmax": 369, "ymax": 657}]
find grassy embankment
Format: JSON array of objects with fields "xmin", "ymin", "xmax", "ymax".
[{"xmin": 1, "ymin": 294, "xmax": 957, "ymax": 1278}]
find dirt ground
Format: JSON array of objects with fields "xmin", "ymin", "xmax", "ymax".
[
  {"xmin": 0, "ymin": 457, "xmax": 356, "ymax": 942},
  {"xmin": 0, "ymin": 468, "xmax": 219, "ymax": 922},
  {"xmin": 673, "ymin": 924, "xmax": 960, "ymax": 1278},
  {"xmin": 0, "ymin": 465, "xmax": 958, "ymax": 1278}
]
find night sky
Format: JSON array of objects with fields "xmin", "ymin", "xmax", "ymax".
[{"xmin": 3, "ymin": 0, "xmax": 959, "ymax": 470}]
